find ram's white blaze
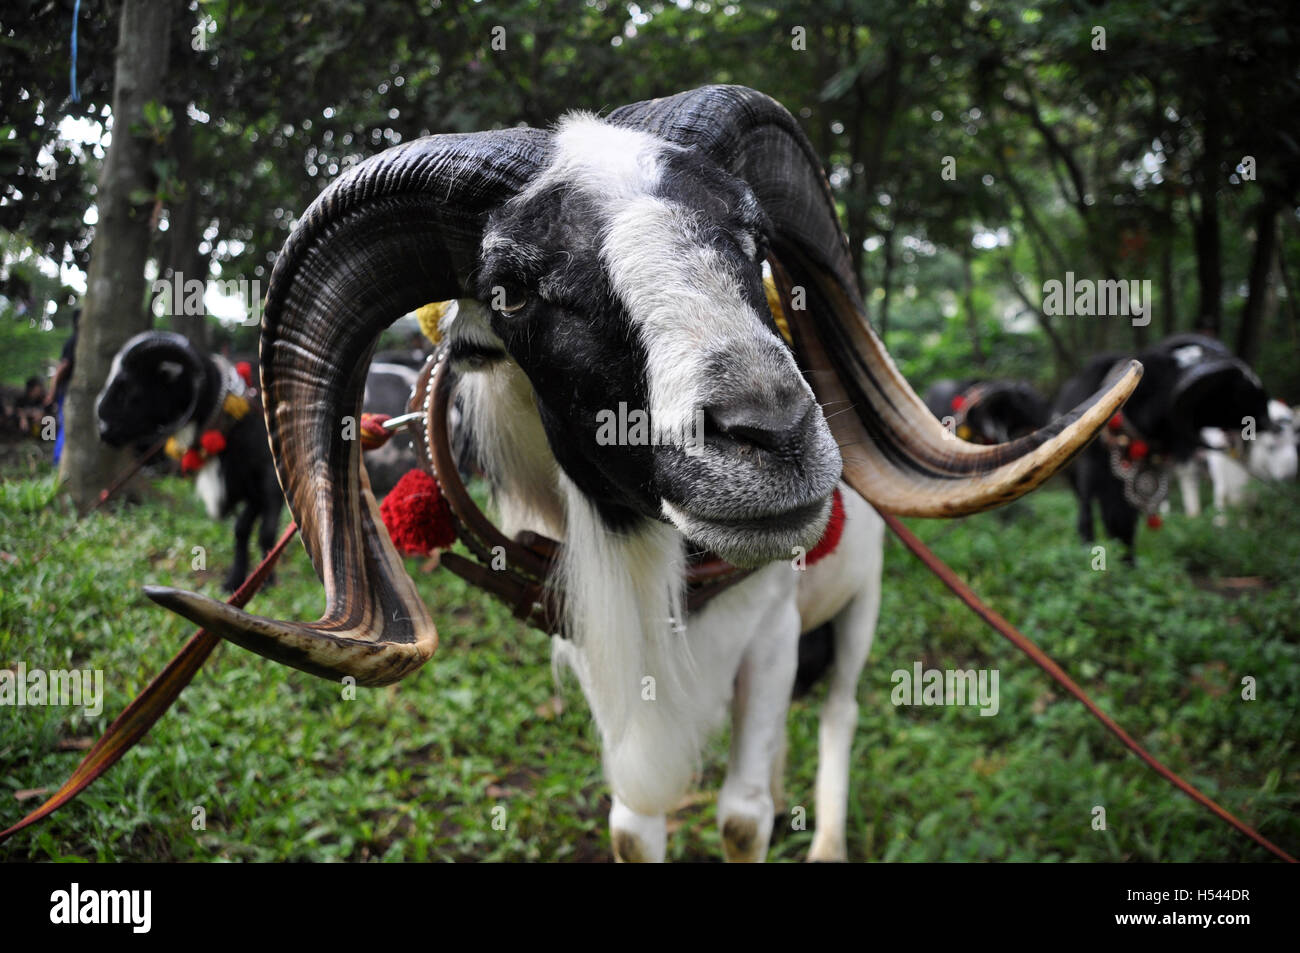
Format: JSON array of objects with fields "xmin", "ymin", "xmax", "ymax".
[
  {"xmin": 602, "ymin": 196, "xmax": 783, "ymax": 445},
  {"xmin": 535, "ymin": 115, "xmax": 792, "ymax": 449},
  {"xmin": 521, "ymin": 113, "xmax": 664, "ymax": 204}
]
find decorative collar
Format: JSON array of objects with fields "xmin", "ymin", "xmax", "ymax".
[
  {"xmin": 1100, "ymin": 409, "xmax": 1168, "ymax": 526},
  {"xmin": 948, "ymin": 384, "xmax": 992, "ymax": 443},
  {"xmin": 363, "ymin": 348, "xmax": 846, "ymax": 635},
  {"xmin": 164, "ymin": 355, "xmax": 254, "ymax": 474}
]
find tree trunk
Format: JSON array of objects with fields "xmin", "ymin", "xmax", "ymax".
[
  {"xmin": 963, "ymin": 248, "xmax": 983, "ymax": 366},
  {"xmin": 1160, "ymin": 193, "xmax": 1177, "ymax": 338},
  {"xmin": 1235, "ymin": 197, "xmax": 1279, "ymax": 365},
  {"xmin": 1193, "ymin": 190, "xmax": 1222, "ymax": 335},
  {"xmin": 163, "ymin": 112, "xmax": 209, "ymax": 352},
  {"xmin": 1193, "ymin": 80, "xmax": 1223, "ymax": 335},
  {"xmin": 878, "ymin": 226, "xmax": 895, "ymax": 342},
  {"xmin": 60, "ymin": 0, "xmax": 173, "ymax": 509},
  {"xmin": 169, "ymin": 240, "xmax": 211, "ymax": 349}
]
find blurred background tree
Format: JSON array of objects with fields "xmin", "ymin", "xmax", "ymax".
[{"xmin": 1, "ymin": 0, "xmax": 1297, "ymax": 502}]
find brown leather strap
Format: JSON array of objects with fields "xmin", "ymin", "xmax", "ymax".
[{"xmin": 407, "ymin": 349, "xmax": 753, "ymax": 635}]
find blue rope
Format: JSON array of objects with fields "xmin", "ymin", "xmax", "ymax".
[{"xmin": 69, "ymin": 0, "xmax": 81, "ymax": 103}]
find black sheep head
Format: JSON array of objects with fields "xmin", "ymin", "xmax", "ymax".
[
  {"xmin": 96, "ymin": 331, "xmax": 209, "ymax": 448},
  {"xmin": 1137, "ymin": 335, "xmax": 1271, "ymax": 457}
]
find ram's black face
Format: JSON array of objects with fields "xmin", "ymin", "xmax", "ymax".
[
  {"xmin": 464, "ymin": 117, "xmax": 841, "ymax": 566},
  {"xmin": 967, "ymin": 388, "xmax": 1049, "ymax": 444},
  {"xmin": 96, "ymin": 348, "xmax": 198, "ymax": 448}
]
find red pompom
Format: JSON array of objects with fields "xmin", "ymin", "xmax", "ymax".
[
  {"xmin": 1128, "ymin": 439, "xmax": 1149, "ymax": 461},
  {"xmin": 1146, "ymin": 514, "xmax": 1163, "ymax": 530},
  {"xmin": 359, "ymin": 413, "xmax": 392, "ymax": 452},
  {"xmin": 200, "ymin": 429, "xmax": 227, "ymax": 455},
  {"xmin": 180, "ymin": 448, "xmax": 205, "ymax": 474},
  {"xmin": 1107, "ymin": 413, "xmax": 1124, "ymax": 432},
  {"xmin": 235, "ymin": 361, "xmax": 254, "ymax": 387},
  {"xmin": 950, "ymin": 394, "xmax": 967, "ymax": 411},
  {"xmin": 380, "ymin": 469, "xmax": 457, "ymax": 555},
  {"xmin": 806, "ymin": 488, "xmax": 846, "ymax": 567}
]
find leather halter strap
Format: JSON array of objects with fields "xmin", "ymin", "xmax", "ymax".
[{"xmin": 406, "ymin": 350, "xmax": 755, "ymax": 635}]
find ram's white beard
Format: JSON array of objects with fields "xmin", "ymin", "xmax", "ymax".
[
  {"xmin": 551, "ymin": 473, "xmax": 710, "ymax": 816},
  {"xmin": 454, "ymin": 346, "xmax": 565, "ymax": 541},
  {"xmin": 448, "ymin": 293, "xmax": 714, "ymax": 816}
]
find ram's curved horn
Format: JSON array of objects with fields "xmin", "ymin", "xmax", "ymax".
[
  {"xmin": 611, "ymin": 86, "xmax": 1140, "ymax": 516},
  {"xmin": 145, "ymin": 130, "xmax": 550, "ymax": 685}
]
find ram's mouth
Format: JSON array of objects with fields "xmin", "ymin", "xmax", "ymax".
[
  {"xmin": 96, "ymin": 421, "xmax": 133, "ymax": 448},
  {"xmin": 661, "ymin": 494, "xmax": 831, "ymax": 568}
]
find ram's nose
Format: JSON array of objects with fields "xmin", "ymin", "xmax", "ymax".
[
  {"xmin": 97, "ymin": 418, "xmax": 125, "ymax": 447},
  {"xmin": 703, "ymin": 397, "xmax": 814, "ymax": 455}
]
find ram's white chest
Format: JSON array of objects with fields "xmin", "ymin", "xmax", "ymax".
[{"xmin": 195, "ymin": 459, "xmax": 226, "ymax": 519}]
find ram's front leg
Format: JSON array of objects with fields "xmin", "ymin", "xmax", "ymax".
[
  {"xmin": 223, "ymin": 502, "xmax": 257, "ymax": 592},
  {"xmin": 1175, "ymin": 460, "xmax": 1201, "ymax": 517},
  {"xmin": 719, "ymin": 600, "xmax": 800, "ymax": 863},
  {"xmin": 610, "ymin": 796, "xmax": 666, "ymax": 863}
]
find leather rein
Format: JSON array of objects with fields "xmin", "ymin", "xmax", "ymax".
[
  {"xmin": 405, "ymin": 348, "xmax": 755, "ymax": 635},
  {"xmin": 3, "ymin": 352, "xmax": 1293, "ymax": 863},
  {"xmin": 398, "ymin": 349, "xmax": 1295, "ymax": 863}
]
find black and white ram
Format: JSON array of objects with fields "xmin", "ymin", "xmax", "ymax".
[
  {"xmin": 96, "ymin": 331, "xmax": 285, "ymax": 591},
  {"xmin": 923, "ymin": 378, "xmax": 1051, "ymax": 445},
  {"xmin": 143, "ymin": 86, "xmax": 1134, "ymax": 861},
  {"xmin": 1055, "ymin": 333, "xmax": 1274, "ymax": 557}
]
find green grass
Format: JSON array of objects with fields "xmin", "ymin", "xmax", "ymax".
[{"xmin": 1, "ymin": 441, "xmax": 1297, "ymax": 862}]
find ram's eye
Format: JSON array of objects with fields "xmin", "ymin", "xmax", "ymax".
[{"xmin": 492, "ymin": 284, "xmax": 529, "ymax": 314}]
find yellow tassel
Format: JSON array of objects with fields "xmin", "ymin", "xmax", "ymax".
[
  {"xmin": 164, "ymin": 436, "xmax": 184, "ymax": 460},
  {"xmin": 763, "ymin": 274, "xmax": 793, "ymax": 346},
  {"xmin": 416, "ymin": 301, "xmax": 452, "ymax": 345},
  {"xmin": 223, "ymin": 392, "xmax": 251, "ymax": 420}
]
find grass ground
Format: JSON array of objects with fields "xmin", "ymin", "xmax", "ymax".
[{"xmin": 1, "ymin": 436, "xmax": 1297, "ymax": 862}]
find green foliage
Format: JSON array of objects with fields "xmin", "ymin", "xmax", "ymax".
[
  {"xmin": 5, "ymin": 1, "xmax": 1298, "ymax": 401},
  {"xmin": 0, "ymin": 314, "xmax": 64, "ymax": 389},
  {"xmin": 0, "ymin": 225, "xmax": 81, "ymax": 394},
  {"xmin": 1, "ymin": 451, "xmax": 1295, "ymax": 862}
]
